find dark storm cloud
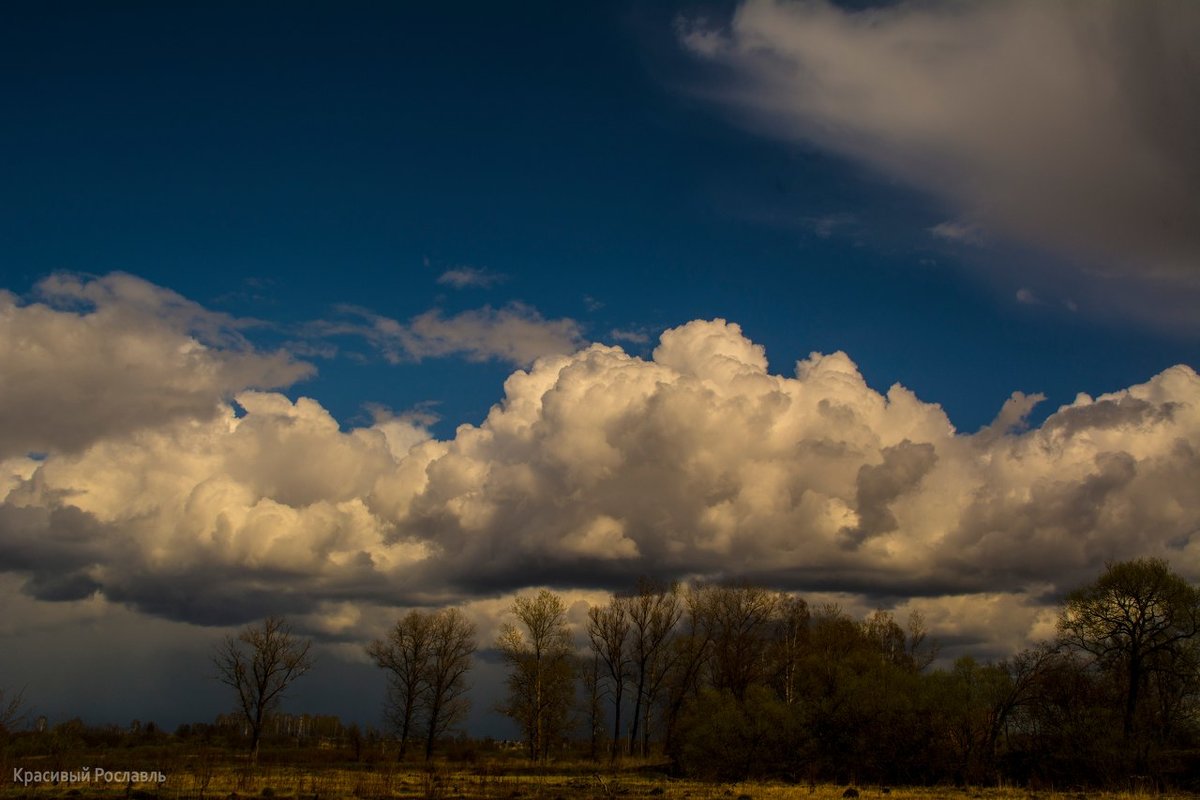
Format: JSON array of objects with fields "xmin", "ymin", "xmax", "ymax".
[{"xmin": 839, "ymin": 440, "xmax": 937, "ymax": 548}]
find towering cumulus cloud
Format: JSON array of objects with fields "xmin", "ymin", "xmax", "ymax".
[{"xmin": 1, "ymin": 278, "xmax": 1198, "ymax": 653}]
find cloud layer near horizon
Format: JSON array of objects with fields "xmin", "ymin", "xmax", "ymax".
[
  {"xmin": 1, "ymin": 275, "xmax": 1198, "ymax": 655},
  {"xmin": 680, "ymin": 0, "xmax": 1200, "ymax": 323}
]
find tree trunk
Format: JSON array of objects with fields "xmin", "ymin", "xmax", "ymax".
[
  {"xmin": 425, "ymin": 697, "xmax": 441, "ymax": 761},
  {"xmin": 536, "ymin": 670, "xmax": 544, "ymax": 762},
  {"xmin": 251, "ymin": 709, "xmax": 264, "ymax": 765},
  {"xmin": 611, "ymin": 683, "xmax": 623, "ymax": 761},
  {"xmin": 629, "ymin": 675, "xmax": 645, "ymax": 756},
  {"xmin": 1125, "ymin": 651, "xmax": 1141, "ymax": 742},
  {"xmin": 398, "ymin": 713, "xmax": 410, "ymax": 761}
]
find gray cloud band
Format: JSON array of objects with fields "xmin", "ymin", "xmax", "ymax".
[{"xmin": 680, "ymin": 0, "xmax": 1200, "ymax": 325}]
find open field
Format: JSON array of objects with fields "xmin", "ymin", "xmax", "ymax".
[{"xmin": 2, "ymin": 759, "xmax": 1190, "ymax": 800}]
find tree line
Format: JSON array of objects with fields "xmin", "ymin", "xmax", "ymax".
[
  {"xmin": 485, "ymin": 560, "xmax": 1200, "ymax": 788},
  {"xmin": 5, "ymin": 558, "xmax": 1198, "ymax": 788}
]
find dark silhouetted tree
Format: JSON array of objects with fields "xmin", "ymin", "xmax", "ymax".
[
  {"xmin": 1058, "ymin": 558, "xmax": 1200, "ymax": 748},
  {"xmin": 578, "ymin": 652, "xmax": 608, "ymax": 761},
  {"xmin": 587, "ymin": 597, "xmax": 629, "ymax": 760},
  {"xmin": 213, "ymin": 615, "xmax": 313, "ymax": 763},
  {"xmin": 420, "ymin": 608, "xmax": 476, "ymax": 760},
  {"xmin": 368, "ymin": 608, "xmax": 475, "ymax": 761},
  {"xmin": 624, "ymin": 579, "xmax": 681, "ymax": 756},
  {"xmin": 367, "ymin": 609, "xmax": 433, "ymax": 759},
  {"xmin": 0, "ymin": 686, "xmax": 26, "ymax": 737}
]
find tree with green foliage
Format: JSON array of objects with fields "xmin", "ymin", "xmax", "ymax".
[
  {"xmin": 676, "ymin": 685, "xmax": 800, "ymax": 781},
  {"xmin": 926, "ymin": 656, "xmax": 1016, "ymax": 784}
]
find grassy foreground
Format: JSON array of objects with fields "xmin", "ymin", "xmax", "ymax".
[{"xmin": 1, "ymin": 758, "xmax": 1190, "ymax": 800}]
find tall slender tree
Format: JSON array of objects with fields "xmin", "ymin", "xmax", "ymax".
[
  {"xmin": 579, "ymin": 652, "xmax": 608, "ymax": 761},
  {"xmin": 768, "ymin": 593, "xmax": 809, "ymax": 705},
  {"xmin": 421, "ymin": 608, "xmax": 476, "ymax": 760},
  {"xmin": 624, "ymin": 579, "xmax": 681, "ymax": 756},
  {"xmin": 497, "ymin": 589, "xmax": 575, "ymax": 761},
  {"xmin": 587, "ymin": 596, "xmax": 630, "ymax": 760},
  {"xmin": 367, "ymin": 609, "xmax": 434, "ymax": 759}
]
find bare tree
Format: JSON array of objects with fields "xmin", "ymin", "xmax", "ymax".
[
  {"xmin": 420, "ymin": 608, "xmax": 477, "ymax": 760},
  {"xmin": 661, "ymin": 584, "xmax": 715, "ymax": 757},
  {"xmin": 696, "ymin": 581, "xmax": 776, "ymax": 701},
  {"xmin": 862, "ymin": 609, "xmax": 908, "ymax": 666},
  {"xmin": 906, "ymin": 609, "xmax": 940, "ymax": 671},
  {"xmin": 579, "ymin": 652, "xmax": 608, "ymax": 761},
  {"xmin": 624, "ymin": 579, "xmax": 681, "ymax": 756},
  {"xmin": 213, "ymin": 615, "xmax": 313, "ymax": 763},
  {"xmin": 367, "ymin": 610, "xmax": 434, "ymax": 759},
  {"xmin": 639, "ymin": 609, "xmax": 683, "ymax": 757},
  {"xmin": 587, "ymin": 596, "xmax": 630, "ymax": 760},
  {"xmin": 0, "ymin": 686, "xmax": 27, "ymax": 736},
  {"xmin": 768, "ymin": 593, "xmax": 809, "ymax": 705},
  {"xmin": 1058, "ymin": 557, "xmax": 1200, "ymax": 744},
  {"xmin": 497, "ymin": 589, "xmax": 576, "ymax": 761}
]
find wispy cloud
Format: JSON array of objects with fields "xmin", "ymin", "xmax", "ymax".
[
  {"xmin": 930, "ymin": 219, "xmax": 986, "ymax": 246},
  {"xmin": 807, "ymin": 212, "xmax": 857, "ymax": 239},
  {"xmin": 436, "ymin": 267, "xmax": 506, "ymax": 290},
  {"xmin": 323, "ymin": 302, "xmax": 585, "ymax": 367},
  {"xmin": 1015, "ymin": 288, "xmax": 1041, "ymax": 305},
  {"xmin": 608, "ymin": 327, "xmax": 651, "ymax": 345},
  {"xmin": 681, "ymin": 0, "xmax": 1200, "ymax": 320}
]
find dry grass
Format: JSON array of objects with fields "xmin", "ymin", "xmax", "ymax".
[{"xmin": 1, "ymin": 761, "xmax": 1191, "ymax": 800}]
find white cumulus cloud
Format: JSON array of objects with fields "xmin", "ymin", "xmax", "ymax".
[
  {"xmin": 0, "ymin": 273, "xmax": 311, "ymax": 459},
  {"xmin": 1, "ymin": 283, "xmax": 1198, "ymax": 657}
]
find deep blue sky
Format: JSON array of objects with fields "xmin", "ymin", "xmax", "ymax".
[{"xmin": 5, "ymin": 0, "xmax": 1194, "ymax": 438}]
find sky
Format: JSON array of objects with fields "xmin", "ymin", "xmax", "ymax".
[{"xmin": 1, "ymin": 0, "xmax": 1199, "ymax": 737}]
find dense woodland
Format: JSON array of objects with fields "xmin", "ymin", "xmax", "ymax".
[{"xmin": 2, "ymin": 558, "xmax": 1199, "ymax": 790}]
